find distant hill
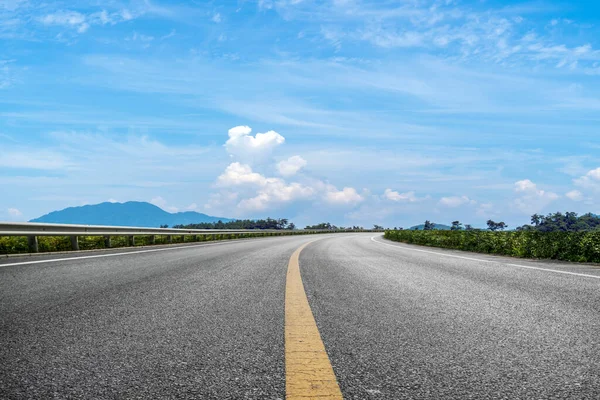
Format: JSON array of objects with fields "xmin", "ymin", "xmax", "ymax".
[
  {"xmin": 30, "ymin": 201, "xmax": 232, "ymax": 228},
  {"xmin": 409, "ymin": 223, "xmax": 452, "ymax": 230}
]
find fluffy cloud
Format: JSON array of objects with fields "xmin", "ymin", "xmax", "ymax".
[
  {"xmin": 574, "ymin": 167, "xmax": 600, "ymax": 190},
  {"xmin": 239, "ymin": 181, "xmax": 314, "ymax": 211},
  {"xmin": 213, "ymin": 162, "xmax": 314, "ymax": 211},
  {"xmin": 514, "ymin": 179, "xmax": 537, "ymax": 192},
  {"xmin": 325, "ymin": 187, "xmax": 364, "ymax": 205},
  {"xmin": 513, "ymin": 179, "xmax": 559, "ymax": 214},
  {"xmin": 438, "ymin": 195, "xmax": 475, "ymax": 208},
  {"xmin": 217, "ymin": 162, "xmax": 267, "ymax": 187},
  {"xmin": 383, "ymin": 189, "xmax": 419, "ymax": 202},
  {"xmin": 277, "ymin": 155, "xmax": 307, "ymax": 177},
  {"xmin": 566, "ymin": 190, "xmax": 584, "ymax": 201},
  {"xmin": 225, "ymin": 125, "xmax": 285, "ymax": 161},
  {"xmin": 207, "ymin": 126, "xmax": 365, "ymax": 214},
  {"xmin": 150, "ymin": 196, "xmax": 178, "ymax": 213}
]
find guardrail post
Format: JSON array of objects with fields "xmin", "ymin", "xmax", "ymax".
[
  {"xmin": 150, "ymin": 235, "xmax": 156, "ymax": 245},
  {"xmin": 181, "ymin": 235, "xmax": 186, "ymax": 243},
  {"xmin": 27, "ymin": 236, "xmax": 39, "ymax": 253},
  {"xmin": 168, "ymin": 235, "xmax": 173, "ymax": 244},
  {"xmin": 128, "ymin": 235, "xmax": 135, "ymax": 246},
  {"xmin": 104, "ymin": 236, "xmax": 112, "ymax": 248},
  {"xmin": 70, "ymin": 236, "xmax": 79, "ymax": 251}
]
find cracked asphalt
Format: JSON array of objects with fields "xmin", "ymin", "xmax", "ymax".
[{"xmin": 2, "ymin": 233, "xmax": 599, "ymax": 399}]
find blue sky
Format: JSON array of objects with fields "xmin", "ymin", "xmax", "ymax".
[{"xmin": 1, "ymin": 0, "xmax": 600, "ymax": 228}]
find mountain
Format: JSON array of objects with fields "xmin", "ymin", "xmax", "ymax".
[
  {"xmin": 30, "ymin": 201, "xmax": 232, "ymax": 228},
  {"xmin": 409, "ymin": 223, "xmax": 452, "ymax": 230}
]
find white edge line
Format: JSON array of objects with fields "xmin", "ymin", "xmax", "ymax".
[
  {"xmin": 370, "ymin": 235, "xmax": 600, "ymax": 280},
  {"xmin": 1, "ymin": 240, "xmax": 244, "ymax": 268}
]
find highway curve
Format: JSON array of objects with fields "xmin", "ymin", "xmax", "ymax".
[{"xmin": 1, "ymin": 234, "xmax": 599, "ymax": 399}]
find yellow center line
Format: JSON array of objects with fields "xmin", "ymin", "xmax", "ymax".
[{"xmin": 285, "ymin": 241, "xmax": 344, "ymax": 399}]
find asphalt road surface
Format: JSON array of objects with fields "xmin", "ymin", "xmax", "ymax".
[{"xmin": 1, "ymin": 234, "xmax": 599, "ymax": 399}]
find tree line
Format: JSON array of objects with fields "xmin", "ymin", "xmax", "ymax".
[
  {"xmin": 173, "ymin": 218, "xmax": 295, "ymax": 230},
  {"xmin": 397, "ymin": 211, "xmax": 600, "ymax": 233}
]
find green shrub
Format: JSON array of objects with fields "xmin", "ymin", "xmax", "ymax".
[
  {"xmin": 384, "ymin": 230, "xmax": 600, "ymax": 263},
  {"xmin": 0, "ymin": 230, "xmax": 310, "ymax": 255}
]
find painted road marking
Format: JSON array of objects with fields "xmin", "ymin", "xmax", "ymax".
[
  {"xmin": 286, "ymin": 242, "xmax": 343, "ymax": 400},
  {"xmin": 0, "ymin": 239, "xmax": 258, "ymax": 268},
  {"xmin": 371, "ymin": 235, "xmax": 600, "ymax": 280}
]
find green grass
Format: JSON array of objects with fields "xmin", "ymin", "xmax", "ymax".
[{"xmin": 384, "ymin": 230, "xmax": 600, "ymax": 263}]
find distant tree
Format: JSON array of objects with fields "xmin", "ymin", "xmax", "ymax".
[
  {"xmin": 450, "ymin": 221, "xmax": 463, "ymax": 231},
  {"xmin": 423, "ymin": 220, "xmax": 436, "ymax": 231},
  {"xmin": 516, "ymin": 224, "xmax": 533, "ymax": 231},
  {"xmin": 160, "ymin": 224, "xmax": 169, "ymax": 228},
  {"xmin": 487, "ymin": 220, "xmax": 508, "ymax": 231},
  {"xmin": 174, "ymin": 217, "xmax": 295, "ymax": 230},
  {"xmin": 305, "ymin": 222, "xmax": 336, "ymax": 230},
  {"xmin": 527, "ymin": 211, "xmax": 600, "ymax": 232},
  {"xmin": 464, "ymin": 224, "xmax": 474, "ymax": 231},
  {"xmin": 373, "ymin": 224, "xmax": 384, "ymax": 230},
  {"xmin": 287, "ymin": 222, "xmax": 296, "ymax": 230}
]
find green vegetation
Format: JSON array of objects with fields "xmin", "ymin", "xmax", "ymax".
[
  {"xmin": 518, "ymin": 212, "xmax": 600, "ymax": 232},
  {"xmin": 385, "ymin": 212, "xmax": 600, "ymax": 263},
  {"xmin": 408, "ymin": 222, "xmax": 452, "ymax": 230},
  {"xmin": 304, "ymin": 222, "xmax": 365, "ymax": 230},
  {"xmin": 384, "ymin": 229, "xmax": 600, "ymax": 263},
  {"xmin": 174, "ymin": 218, "xmax": 293, "ymax": 230},
  {"xmin": 0, "ymin": 231, "xmax": 319, "ymax": 255}
]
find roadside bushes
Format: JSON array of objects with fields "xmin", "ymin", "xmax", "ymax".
[
  {"xmin": 0, "ymin": 230, "xmax": 338, "ymax": 255},
  {"xmin": 384, "ymin": 230, "xmax": 600, "ymax": 263}
]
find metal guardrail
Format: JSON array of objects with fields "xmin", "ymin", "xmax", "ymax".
[
  {"xmin": 0, "ymin": 222, "xmax": 294, "ymax": 236},
  {"xmin": 0, "ymin": 222, "xmax": 380, "ymax": 253}
]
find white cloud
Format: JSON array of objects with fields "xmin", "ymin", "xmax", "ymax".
[
  {"xmin": 8, "ymin": 208, "xmax": 22, "ymax": 217},
  {"xmin": 438, "ymin": 195, "xmax": 475, "ymax": 208},
  {"xmin": 225, "ymin": 125, "xmax": 285, "ymax": 161},
  {"xmin": 121, "ymin": 9, "xmax": 133, "ymax": 21},
  {"xmin": 212, "ymin": 13, "xmax": 221, "ymax": 23},
  {"xmin": 150, "ymin": 196, "xmax": 167, "ymax": 208},
  {"xmin": 150, "ymin": 196, "xmax": 178, "ymax": 213},
  {"xmin": 574, "ymin": 167, "xmax": 600, "ymax": 190},
  {"xmin": 513, "ymin": 179, "xmax": 559, "ymax": 214},
  {"xmin": 383, "ymin": 189, "xmax": 420, "ymax": 202},
  {"xmin": 39, "ymin": 10, "xmax": 86, "ymax": 26},
  {"xmin": 214, "ymin": 162, "xmax": 314, "ymax": 211},
  {"xmin": 216, "ymin": 162, "xmax": 268, "ymax": 187},
  {"xmin": 325, "ymin": 187, "xmax": 364, "ymax": 205},
  {"xmin": 277, "ymin": 155, "xmax": 307, "ymax": 177},
  {"xmin": 37, "ymin": 8, "xmax": 136, "ymax": 34},
  {"xmin": 239, "ymin": 181, "xmax": 314, "ymax": 211},
  {"xmin": 566, "ymin": 190, "xmax": 584, "ymax": 201},
  {"xmin": 514, "ymin": 179, "xmax": 537, "ymax": 192}
]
